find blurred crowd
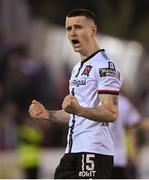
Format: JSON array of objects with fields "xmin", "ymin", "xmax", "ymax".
[
  {"xmin": 0, "ymin": 32, "xmax": 71, "ymax": 178},
  {"xmin": 0, "ymin": 33, "xmax": 69, "ymax": 148}
]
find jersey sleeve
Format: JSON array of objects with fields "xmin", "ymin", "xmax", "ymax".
[
  {"xmin": 122, "ymin": 100, "xmax": 141, "ymax": 127},
  {"xmin": 95, "ymin": 61, "xmax": 123, "ymax": 95}
]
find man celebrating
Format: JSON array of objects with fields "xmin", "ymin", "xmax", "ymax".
[{"xmin": 29, "ymin": 9, "xmax": 123, "ymax": 179}]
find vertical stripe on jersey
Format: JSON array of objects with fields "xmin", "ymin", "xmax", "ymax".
[
  {"xmin": 68, "ymin": 61, "xmax": 83, "ymax": 153},
  {"xmin": 68, "ymin": 88, "xmax": 75, "ymax": 153},
  {"xmin": 75, "ymin": 63, "xmax": 83, "ymax": 77}
]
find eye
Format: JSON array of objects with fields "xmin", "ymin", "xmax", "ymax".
[
  {"xmin": 66, "ymin": 26, "xmax": 72, "ymax": 31},
  {"xmin": 73, "ymin": 25, "xmax": 82, "ymax": 30},
  {"xmin": 76, "ymin": 25, "xmax": 82, "ymax": 29}
]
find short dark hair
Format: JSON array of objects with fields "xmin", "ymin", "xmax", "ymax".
[{"xmin": 66, "ymin": 9, "xmax": 96, "ymax": 24}]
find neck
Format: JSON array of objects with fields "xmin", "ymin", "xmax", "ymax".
[{"xmin": 80, "ymin": 43, "xmax": 100, "ymax": 62}]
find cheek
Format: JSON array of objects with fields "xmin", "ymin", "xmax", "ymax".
[
  {"xmin": 67, "ymin": 33, "xmax": 71, "ymax": 41},
  {"xmin": 66, "ymin": 31, "xmax": 70, "ymax": 37},
  {"xmin": 81, "ymin": 33, "xmax": 91, "ymax": 43}
]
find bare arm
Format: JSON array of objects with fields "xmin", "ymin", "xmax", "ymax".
[
  {"xmin": 48, "ymin": 110, "xmax": 70, "ymax": 123},
  {"xmin": 62, "ymin": 94, "xmax": 118, "ymax": 122},
  {"xmin": 29, "ymin": 100, "xmax": 70, "ymax": 123},
  {"xmin": 78, "ymin": 94, "xmax": 118, "ymax": 122}
]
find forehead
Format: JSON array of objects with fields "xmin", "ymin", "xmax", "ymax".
[{"xmin": 65, "ymin": 16, "xmax": 90, "ymax": 27}]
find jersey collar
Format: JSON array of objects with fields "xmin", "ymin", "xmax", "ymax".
[{"xmin": 81, "ymin": 49, "xmax": 105, "ymax": 65}]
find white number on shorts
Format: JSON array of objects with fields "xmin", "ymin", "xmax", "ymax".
[{"xmin": 82, "ymin": 154, "xmax": 95, "ymax": 171}]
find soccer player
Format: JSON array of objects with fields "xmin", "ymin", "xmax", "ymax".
[
  {"xmin": 111, "ymin": 94, "xmax": 141, "ymax": 179},
  {"xmin": 29, "ymin": 9, "xmax": 123, "ymax": 179}
]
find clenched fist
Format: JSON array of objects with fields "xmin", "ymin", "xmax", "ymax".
[
  {"xmin": 62, "ymin": 95, "xmax": 80, "ymax": 115},
  {"xmin": 29, "ymin": 100, "xmax": 49, "ymax": 119}
]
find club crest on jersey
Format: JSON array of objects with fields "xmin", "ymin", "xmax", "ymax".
[{"xmin": 81, "ymin": 65, "xmax": 92, "ymax": 76}]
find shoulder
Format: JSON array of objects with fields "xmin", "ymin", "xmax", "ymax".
[
  {"xmin": 92, "ymin": 51, "xmax": 121, "ymax": 81},
  {"xmin": 92, "ymin": 50, "xmax": 120, "ymax": 70}
]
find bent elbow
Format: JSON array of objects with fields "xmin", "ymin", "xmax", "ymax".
[
  {"xmin": 109, "ymin": 110, "xmax": 118, "ymax": 122},
  {"xmin": 102, "ymin": 112, "xmax": 117, "ymax": 122},
  {"xmin": 110, "ymin": 114, "xmax": 117, "ymax": 122}
]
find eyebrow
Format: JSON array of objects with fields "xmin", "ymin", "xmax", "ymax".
[{"xmin": 66, "ymin": 24, "xmax": 82, "ymax": 30}]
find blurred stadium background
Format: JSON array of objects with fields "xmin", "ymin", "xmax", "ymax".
[{"xmin": 0, "ymin": 0, "xmax": 149, "ymax": 178}]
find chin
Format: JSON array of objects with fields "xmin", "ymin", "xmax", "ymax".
[
  {"xmin": 74, "ymin": 49, "xmax": 79, "ymax": 52},
  {"xmin": 73, "ymin": 47, "xmax": 81, "ymax": 53}
]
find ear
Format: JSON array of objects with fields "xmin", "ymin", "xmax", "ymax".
[{"xmin": 91, "ymin": 25, "xmax": 97, "ymax": 37}]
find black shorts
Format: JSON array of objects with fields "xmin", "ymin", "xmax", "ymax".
[
  {"xmin": 54, "ymin": 152, "xmax": 113, "ymax": 179},
  {"xmin": 111, "ymin": 166, "xmax": 129, "ymax": 179}
]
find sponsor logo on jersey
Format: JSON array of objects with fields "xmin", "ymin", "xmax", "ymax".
[
  {"xmin": 99, "ymin": 68, "xmax": 120, "ymax": 80},
  {"xmin": 70, "ymin": 79, "xmax": 87, "ymax": 87},
  {"xmin": 81, "ymin": 65, "xmax": 92, "ymax": 76}
]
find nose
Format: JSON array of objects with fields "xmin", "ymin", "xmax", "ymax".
[{"xmin": 70, "ymin": 28, "xmax": 76, "ymax": 36}]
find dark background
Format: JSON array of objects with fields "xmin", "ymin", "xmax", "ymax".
[{"xmin": 27, "ymin": 0, "xmax": 149, "ymax": 50}]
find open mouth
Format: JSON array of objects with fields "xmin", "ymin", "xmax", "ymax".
[{"xmin": 72, "ymin": 39, "xmax": 80, "ymax": 45}]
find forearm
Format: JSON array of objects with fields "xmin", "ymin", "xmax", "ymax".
[
  {"xmin": 77, "ymin": 105, "xmax": 118, "ymax": 122},
  {"xmin": 29, "ymin": 100, "xmax": 70, "ymax": 123},
  {"xmin": 48, "ymin": 109, "xmax": 70, "ymax": 123},
  {"xmin": 62, "ymin": 94, "xmax": 118, "ymax": 122}
]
